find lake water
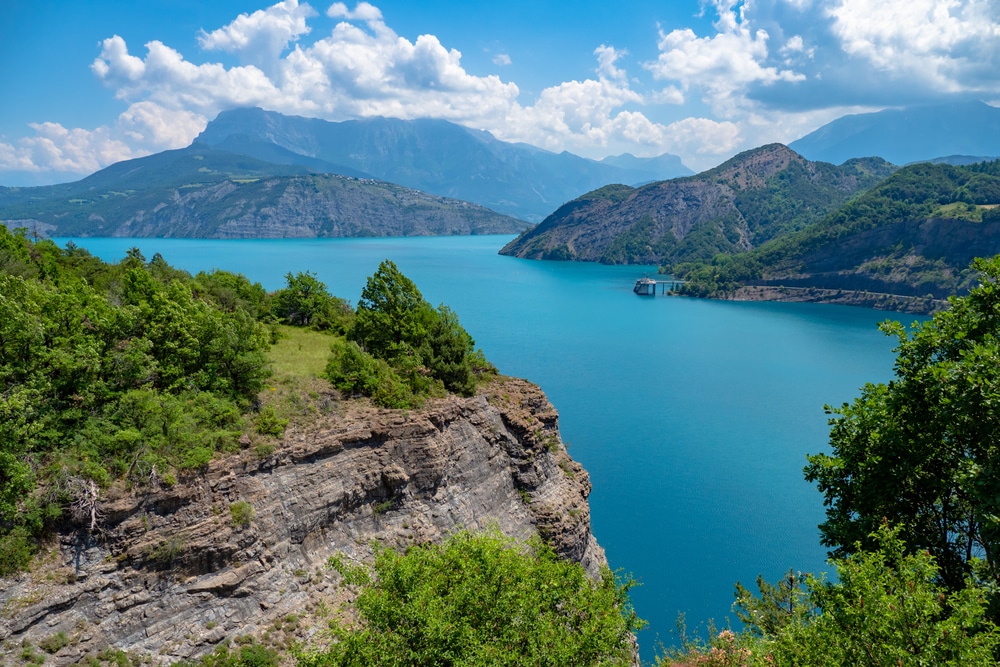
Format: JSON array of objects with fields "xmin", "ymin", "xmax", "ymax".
[{"xmin": 56, "ymin": 234, "xmax": 910, "ymax": 659}]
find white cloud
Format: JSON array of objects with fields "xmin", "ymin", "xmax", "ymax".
[
  {"xmin": 26, "ymin": 0, "xmax": 962, "ymax": 182},
  {"xmin": 645, "ymin": 0, "xmax": 805, "ymax": 117},
  {"xmin": 0, "ymin": 103, "xmax": 206, "ymax": 176},
  {"xmin": 327, "ymin": 2, "xmax": 384, "ymax": 23},
  {"xmin": 827, "ymin": 0, "xmax": 1000, "ymax": 92},
  {"xmin": 82, "ymin": 4, "xmax": 690, "ymax": 164},
  {"xmin": 198, "ymin": 0, "xmax": 316, "ymax": 76}
]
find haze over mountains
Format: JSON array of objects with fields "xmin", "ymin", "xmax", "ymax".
[
  {"xmin": 194, "ymin": 108, "xmax": 693, "ymax": 221},
  {"xmin": 790, "ymin": 101, "xmax": 1000, "ymax": 166}
]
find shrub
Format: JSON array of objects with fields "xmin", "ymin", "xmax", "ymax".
[
  {"xmin": 254, "ymin": 404, "xmax": 288, "ymax": 438},
  {"xmin": 306, "ymin": 530, "xmax": 643, "ymax": 667},
  {"xmin": 229, "ymin": 501, "xmax": 255, "ymax": 528}
]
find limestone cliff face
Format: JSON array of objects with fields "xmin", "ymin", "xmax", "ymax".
[{"xmin": 0, "ymin": 378, "xmax": 605, "ymax": 664}]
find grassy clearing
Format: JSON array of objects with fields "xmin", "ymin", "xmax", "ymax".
[
  {"xmin": 268, "ymin": 325, "xmax": 338, "ymax": 379},
  {"xmin": 931, "ymin": 201, "xmax": 985, "ymax": 221},
  {"xmin": 259, "ymin": 326, "xmax": 344, "ymax": 436}
]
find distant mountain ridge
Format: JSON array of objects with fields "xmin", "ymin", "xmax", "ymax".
[
  {"xmin": 499, "ymin": 144, "xmax": 895, "ymax": 266},
  {"xmin": 789, "ymin": 101, "xmax": 1000, "ymax": 166},
  {"xmin": 0, "ymin": 145, "xmax": 524, "ymax": 238},
  {"xmin": 194, "ymin": 108, "xmax": 693, "ymax": 221}
]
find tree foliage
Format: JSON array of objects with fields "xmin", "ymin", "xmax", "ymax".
[
  {"xmin": 0, "ymin": 227, "xmax": 273, "ymax": 569},
  {"xmin": 304, "ymin": 530, "xmax": 644, "ymax": 667},
  {"xmin": 328, "ymin": 259, "xmax": 492, "ymax": 407},
  {"xmin": 661, "ymin": 525, "xmax": 1000, "ymax": 667},
  {"xmin": 805, "ymin": 256, "xmax": 1000, "ymax": 592},
  {"xmin": 271, "ymin": 271, "xmax": 352, "ymax": 332}
]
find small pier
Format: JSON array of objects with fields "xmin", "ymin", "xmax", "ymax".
[{"xmin": 633, "ymin": 277, "xmax": 685, "ymax": 296}]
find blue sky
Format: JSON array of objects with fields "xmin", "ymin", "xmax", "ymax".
[{"xmin": 2, "ymin": 0, "xmax": 999, "ymax": 185}]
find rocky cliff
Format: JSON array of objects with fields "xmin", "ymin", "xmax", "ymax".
[{"xmin": 0, "ymin": 377, "xmax": 604, "ymax": 664}]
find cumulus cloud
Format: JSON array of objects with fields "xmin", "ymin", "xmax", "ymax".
[
  {"xmin": 17, "ymin": 0, "xmax": 1000, "ymax": 183},
  {"xmin": 0, "ymin": 102, "xmax": 203, "ymax": 177},
  {"xmin": 827, "ymin": 0, "xmax": 1000, "ymax": 92},
  {"xmin": 198, "ymin": 0, "xmax": 316, "ymax": 76},
  {"xmin": 80, "ymin": 4, "xmax": 687, "ymax": 165},
  {"xmin": 4, "ymin": 2, "xmax": 694, "ymax": 179},
  {"xmin": 645, "ymin": 0, "xmax": 805, "ymax": 117}
]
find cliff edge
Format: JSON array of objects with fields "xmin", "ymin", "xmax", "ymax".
[{"xmin": 0, "ymin": 377, "xmax": 604, "ymax": 664}]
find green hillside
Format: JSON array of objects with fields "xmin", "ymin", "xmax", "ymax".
[
  {"xmin": 500, "ymin": 144, "xmax": 895, "ymax": 266},
  {"xmin": 0, "ymin": 145, "xmax": 524, "ymax": 238},
  {"xmin": 678, "ymin": 160, "xmax": 1000, "ymax": 301}
]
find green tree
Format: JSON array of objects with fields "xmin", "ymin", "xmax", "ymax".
[
  {"xmin": 342, "ymin": 260, "xmax": 489, "ymax": 404},
  {"xmin": 350, "ymin": 259, "xmax": 430, "ymax": 360},
  {"xmin": 747, "ymin": 525, "xmax": 999, "ymax": 666},
  {"xmin": 805, "ymin": 256, "xmax": 1000, "ymax": 592},
  {"xmin": 661, "ymin": 525, "xmax": 1000, "ymax": 667},
  {"xmin": 272, "ymin": 271, "xmax": 352, "ymax": 331},
  {"xmin": 305, "ymin": 530, "xmax": 643, "ymax": 667}
]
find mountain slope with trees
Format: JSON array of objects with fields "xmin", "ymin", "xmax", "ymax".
[
  {"xmin": 678, "ymin": 160, "xmax": 1000, "ymax": 303},
  {"xmin": 499, "ymin": 144, "xmax": 895, "ymax": 266},
  {"xmin": 0, "ymin": 145, "xmax": 525, "ymax": 238}
]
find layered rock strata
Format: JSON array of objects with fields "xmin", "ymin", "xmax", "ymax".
[{"xmin": 0, "ymin": 377, "xmax": 604, "ymax": 664}]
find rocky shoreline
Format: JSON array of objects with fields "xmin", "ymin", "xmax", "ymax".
[{"xmin": 715, "ymin": 285, "xmax": 948, "ymax": 315}]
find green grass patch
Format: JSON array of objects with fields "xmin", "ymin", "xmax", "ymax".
[
  {"xmin": 931, "ymin": 201, "xmax": 983, "ymax": 221},
  {"xmin": 268, "ymin": 325, "xmax": 339, "ymax": 379}
]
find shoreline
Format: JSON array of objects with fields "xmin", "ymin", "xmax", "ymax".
[{"xmin": 711, "ymin": 285, "xmax": 948, "ymax": 315}]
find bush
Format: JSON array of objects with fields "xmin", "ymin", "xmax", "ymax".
[
  {"xmin": 254, "ymin": 404, "xmax": 288, "ymax": 438},
  {"xmin": 305, "ymin": 530, "xmax": 643, "ymax": 667},
  {"xmin": 0, "ymin": 526, "xmax": 37, "ymax": 576},
  {"xmin": 229, "ymin": 501, "xmax": 255, "ymax": 528},
  {"xmin": 337, "ymin": 260, "xmax": 491, "ymax": 405},
  {"xmin": 324, "ymin": 339, "xmax": 416, "ymax": 408}
]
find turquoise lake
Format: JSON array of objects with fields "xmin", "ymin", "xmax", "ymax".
[{"xmin": 56, "ymin": 234, "xmax": 911, "ymax": 659}]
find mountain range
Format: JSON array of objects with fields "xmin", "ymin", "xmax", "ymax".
[
  {"xmin": 499, "ymin": 144, "xmax": 896, "ymax": 266},
  {"xmin": 0, "ymin": 145, "xmax": 524, "ymax": 238},
  {"xmin": 789, "ymin": 100, "xmax": 1000, "ymax": 166},
  {"xmin": 193, "ymin": 108, "xmax": 692, "ymax": 221}
]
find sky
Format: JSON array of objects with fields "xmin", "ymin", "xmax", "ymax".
[{"xmin": 1, "ymin": 0, "xmax": 999, "ymax": 186}]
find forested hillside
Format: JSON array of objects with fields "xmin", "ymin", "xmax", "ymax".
[
  {"xmin": 0, "ymin": 145, "xmax": 524, "ymax": 238},
  {"xmin": 500, "ymin": 144, "xmax": 894, "ymax": 266},
  {"xmin": 0, "ymin": 227, "xmax": 492, "ymax": 575},
  {"xmin": 678, "ymin": 160, "xmax": 1000, "ymax": 301}
]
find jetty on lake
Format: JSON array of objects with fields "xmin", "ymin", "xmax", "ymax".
[{"xmin": 633, "ymin": 277, "xmax": 685, "ymax": 296}]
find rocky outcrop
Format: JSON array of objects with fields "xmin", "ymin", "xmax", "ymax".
[
  {"xmin": 0, "ymin": 378, "xmax": 604, "ymax": 664},
  {"xmin": 719, "ymin": 285, "xmax": 948, "ymax": 314}
]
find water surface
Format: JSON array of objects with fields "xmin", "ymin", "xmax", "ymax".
[{"xmin": 56, "ymin": 235, "xmax": 910, "ymax": 658}]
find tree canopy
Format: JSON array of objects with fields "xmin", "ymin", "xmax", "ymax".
[
  {"xmin": 304, "ymin": 530, "xmax": 643, "ymax": 667},
  {"xmin": 0, "ymin": 228, "xmax": 273, "ymax": 574},
  {"xmin": 805, "ymin": 255, "xmax": 1000, "ymax": 593},
  {"xmin": 327, "ymin": 259, "xmax": 491, "ymax": 407}
]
